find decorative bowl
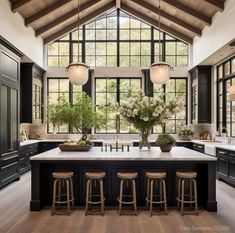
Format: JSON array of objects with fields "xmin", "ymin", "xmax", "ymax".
[{"xmin": 58, "ymin": 143, "xmax": 93, "ymax": 151}]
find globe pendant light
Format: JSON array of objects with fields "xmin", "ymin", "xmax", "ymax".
[
  {"xmin": 67, "ymin": 0, "xmax": 88, "ymax": 85},
  {"xmin": 228, "ymin": 85, "xmax": 235, "ymax": 101},
  {"xmin": 150, "ymin": 0, "xmax": 170, "ymax": 85}
]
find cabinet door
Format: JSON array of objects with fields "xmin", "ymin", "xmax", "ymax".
[
  {"xmin": 0, "ymin": 84, "xmax": 19, "ymax": 155},
  {"xmin": 217, "ymin": 156, "xmax": 228, "ymax": 177},
  {"xmin": 228, "ymin": 159, "xmax": 235, "ymax": 183}
]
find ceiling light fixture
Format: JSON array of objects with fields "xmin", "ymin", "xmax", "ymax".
[
  {"xmin": 150, "ymin": 0, "xmax": 170, "ymax": 85},
  {"xmin": 67, "ymin": 0, "xmax": 88, "ymax": 86}
]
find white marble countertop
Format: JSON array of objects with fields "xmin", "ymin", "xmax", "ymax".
[{"xmin": 30, "ymin": 147, "xmax": 217, "ymax": 161}]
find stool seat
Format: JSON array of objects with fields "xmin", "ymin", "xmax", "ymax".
[
  {"xmin": 117, "ymin": 172, "xmax": 138, "ymax": 179},
  {"xmin": 176, "ymin": 171, "xmax": 197, "ymax": 179},
  {"xmin": 85, "ymin": 172, "xmax": 106, "ymax": 179},
  {"xmin": 52, "ymin": 172, "xmax": 74, "ymax": 179},
  {"xmin": 146, "ymin": 172, "xmax": 166, "ymax": 179}
]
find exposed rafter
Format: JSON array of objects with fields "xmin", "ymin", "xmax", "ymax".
[
  {"xmin": 25, "ymin": 0, "xmax": 72, "ymax": 27},
  {"xmin": 35, "ymin": 9, "xmax": 77, "ymax": 37},
  {"xmin": 44, "ymin": 1, "xmax": 116, "ymax": 45},
  {"xmin": 11, "ymin": 0, "xmax": 32, "ymax": 13},
  {"xmin": 203, "ymin": 0, "xmax": 224, "ymax": 12},
  {"xmin": 79, "ymin": 0, "xmax": 100, "ymax": 12},
  {"xmin": 121, "ymin": 4, "xmax": 193, "ymax": 44},
  {"xmin": 162, "ymin": 0, "xmax": 211, "ymax": 25},
  {"xmin": 116, "ymin": 0, "xmax": 121, "ymax": 9},
  {"xmin": 131, "ymin": 0, "xmax": 201, "ymax": 36}
]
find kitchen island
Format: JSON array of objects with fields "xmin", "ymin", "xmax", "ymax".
[{"xmin": 30, "ymin": 147, "xmax": 217, "ymax": 211}]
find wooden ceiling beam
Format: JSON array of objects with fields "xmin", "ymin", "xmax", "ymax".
[
  {"xmin": 44, "ymin": 1, "xmax": 116, "ymax": 44},
  {"xmin": 121, "ymin": 4, "xmax": 193, "ymax": 44},
  {"xmin": 203, "ymin": 0, "xmax": 224, "ymax": 12},
  {"xmin": 35, "ymin": 9, "xmax": 77, "ymax": 37},
  {"xmin": 25, "ymin": 0, "xmax": 72, "ymax": 27},
  {"xmin": 79, "ymin": 0, "xmax": 100, "ymax": 12},
  {"xmin": 36, "ymin": 0, "xmax": 101, "ymax": 37},
  {"xmin": 11, "ymin": 0, "xmax": 32, "ymax": 13},
  {"xmin": 131, "ymin": 0, "xmax": 201, "ymax": 36},
  {"xmin": 162, "ymin": 0, "xmax": 211, "ymax": 25}
]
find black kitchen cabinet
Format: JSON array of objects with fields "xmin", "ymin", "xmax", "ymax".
[
  {"xmin": 189, "ymin": 66, "xmax": 211, "ymax": 124},
  {"xmin": 0, "ymin": 38, "xmax": 21, "ymax": 188},
  {"xmin": 21, "ymin": 63, "xmax": 45, "ymax": 123},
  {"xmin": 19, "ymin": 143, "xmax": 39, "ymax": 174},
  {"xmin": 192, "ymin": 143, "xmax": 205, "ymax": 153},
  {"xmin": 216, "ymin": 148, "xmax": 235, "ymax": 187}
]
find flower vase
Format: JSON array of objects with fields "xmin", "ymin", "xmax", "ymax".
[{"xmin": 139, "ymin": 129, "xmax": 151, "ymax": 150}]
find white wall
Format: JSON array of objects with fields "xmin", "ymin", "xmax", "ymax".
[
  {"xmin": 0, "ymin": 0, "xmax": 44, "ymax": 67},
  {"xmin": 193, "ymin": 0, "xmax": 235, "ymax": 66}
]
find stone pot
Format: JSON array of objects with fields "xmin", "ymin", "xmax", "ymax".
[{"xmin": 160, "ymin": 144, "xmax": 173, "ymax": 152}]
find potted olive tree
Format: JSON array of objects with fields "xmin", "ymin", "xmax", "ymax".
[
  {"xmin": 47, "ymin": 92, "xmax": 108, "ymax": 151},
  {"xmin": 156, "ymin": 134, "xmax": 176, "ymax": 152}
]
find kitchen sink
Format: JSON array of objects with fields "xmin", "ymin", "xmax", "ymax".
[{"xmin": 200, "ymin": 140, "xmax": 222, "ymax": 143}]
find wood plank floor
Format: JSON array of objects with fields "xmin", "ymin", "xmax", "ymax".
[{"xmin": 0, "ymin": 172, "xmax": 234, "ymax": 233}]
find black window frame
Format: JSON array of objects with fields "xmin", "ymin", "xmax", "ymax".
[{"xmin": 217, "ymin": 56, "xmax": 235, "ymax": 136}]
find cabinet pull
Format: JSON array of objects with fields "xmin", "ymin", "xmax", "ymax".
[
  {"xmin": 218, "ymin": 150, "xmax": 226, "ymax": 155},
  {"xmin": 198, "ymin": 145, "xmax": 203, "ymax": 149},
  {"xmin": 219, "ymin": 158, "xmax": 226, "ymax": 161},
  {"xmin": 2, "ymin": 154, "xmax": 19, "ymax": 161}
]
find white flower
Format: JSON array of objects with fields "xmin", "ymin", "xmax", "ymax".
[
  {"xmin": 143, "ymin": 117, "xmax": 149, "ymax": 121},
  {"xmin": 133, "ymin": 109, "xmax": 138, "ymax": 115}
]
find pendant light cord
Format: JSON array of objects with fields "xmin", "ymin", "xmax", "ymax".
[
  {"xmin": 77, "ymin": 0, "xmax": 80, "ymax": 62},
  {"xmin": 158, "ymin": 0, "xmax": 161, "ymax": 62}
]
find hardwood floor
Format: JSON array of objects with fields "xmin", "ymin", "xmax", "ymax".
[{"xmin": 0, "ymin": 172, "xmax": 234, "ymax": 233}]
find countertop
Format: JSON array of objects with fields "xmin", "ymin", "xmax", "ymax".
[{"xmin": 30, "ymin": 147, "xmax": 216, "ymax": 161}]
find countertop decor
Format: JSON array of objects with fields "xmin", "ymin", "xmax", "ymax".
[{"xmin": 117, "ymin": 88, "xmax": 184, "ymax": 150}]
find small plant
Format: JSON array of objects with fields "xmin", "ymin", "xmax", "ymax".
[
  {"xmin": 156, "ymin": 134, "xmax": 176, "ymax": 145},
  {"xmin": 178, "ymin": 126, "xmax": 195, "ymax": 138}
]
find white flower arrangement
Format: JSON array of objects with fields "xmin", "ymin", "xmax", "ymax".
[{"xmin": 117, "ymin": 89, "xmax": 184, "ymax": 131}]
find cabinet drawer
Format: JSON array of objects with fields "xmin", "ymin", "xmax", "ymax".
[
  {"xmin": 192, "ymin": 143, "xmax": 204, "ymax": 153},
  {"xmin": 1, "ymin": 153, "xmax": 19, "ymax": 167},
  {"xmin": 216, "ymin": 149, "xmax": 227, "ymax": 156}
]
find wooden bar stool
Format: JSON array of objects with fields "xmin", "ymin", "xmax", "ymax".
[
  {"xmin": 146, "ymin": 172, "xmax": 167, "ymax": 216},
  {"xmin": 52, "ymin": 172, "xmax": 74, "ymax": 216},
  {"xmin": 117, "ymin": 172, "xmax": 138, "ymax": 216},
  {"xmin": 85, "ymin": 172, "xmax": 106, "ymax": 216},
  {"xmin": 176, "ymin": 171, "xmax": 198, "ymax": 215}
]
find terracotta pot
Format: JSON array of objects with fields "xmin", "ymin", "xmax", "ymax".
[{"xmin": 160, "ymin": 144, "xmax": 173, "ymax": 152}]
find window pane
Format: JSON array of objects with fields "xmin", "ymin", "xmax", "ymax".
[
  {"xmin": 107, "ymin": 30, "xmax": 117, "ymax": 40},
  {"xmin": 48, "ymin": 43, "xmax": 58, "ymax": 55},
  {"xmin": 59, "ymin": 43, "xmax": 69, "ymax": 55},
  {"xmin": 120, "ymin": 29, "xmax": 129, "ymax": 40},
  {"xmin": 130, "ymin": 43, "xmax": 140, "ymax": 55},
  {"xmin": 120, "ymin": 43, "xmax": 129, "ymax": 55},
  {"xmin": 48, "ymin": 57, "xmax": 58, "ymax": 67},
  {"xmin": 86, "ymin": 30, "xmax": 95, "ymax": 40},
  {"xmin": 120, "ymin": 56, "xmax": 129, "ymax": 66},
  {"xmin": 107, "ymin": 42, "xmax": 117, "ymax": 55}
]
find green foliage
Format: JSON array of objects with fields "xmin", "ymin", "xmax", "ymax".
[
  {"xmin": 47, "ymin": 92, "xmax": 108, "ymax": 139},
  {"xmin": 178, "ymin": 126, "xmax": 195, "ymax": 137},
  {"xmin": 156, "ymin": 134, "xmax": 176, "ymax": 145}
]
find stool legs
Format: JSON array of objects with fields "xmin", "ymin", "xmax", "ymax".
[
  {"xmin": 85, "ymin": 179, "xmax": 91, "ymax": 215},
  {"xmin": 132, "ymin": 180, "xmax": 137, "ymax": 216},
  {"xmin": 146, "ymin": 178, "xmax": 167, "ymax": 216},
  {"xmin": 66, "ymin": 179, "xmax": 70, "ymax": 216},
  {"xmin": 181, "ymin": 179, "xmax": 185, "ymax": 215},
  {"xmin": 119, "ymin": 179, "xmax": 124, "ymax": 216},
  {"xmin": 193, "ymin": 179, "xmax": 199, "ymax": 215},
  {"xmin": 100, "ymin": 179, "xmax": 105, "ymax": 216},
  {"xmin": 85, "ymin": 178, "xmax": 105, "ymax": 216},
  {"xmin": 118, "ymin": 179, "xmax": 137, "ymax": 216},
  {"xmin": 177, "ymin": 177, "xmax": 198, "ymax": 215},
  {"xmin": 52, "ymin": 177, "xmax": 74, "ymax": 216}
]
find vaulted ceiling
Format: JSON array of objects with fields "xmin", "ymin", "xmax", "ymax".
[{"xmin": 9, "ymin": 0, "xmax": 225, "ymax": 44}]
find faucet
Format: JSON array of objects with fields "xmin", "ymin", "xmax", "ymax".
[{"xmin": 222, "ymin": 127, "xmax": 233, "ymax": 144}]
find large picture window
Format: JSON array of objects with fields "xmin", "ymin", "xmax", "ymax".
[
  {"xmin": 153, "ymin": 78, "xmax": 188, "ymax": 134},
  {"xmin": 47, "ymin": 78, "xmax": 82, "ymax": 134},
  {"xmin": 47, "ymin": 10, "xmax": 188, "ymax": 68},
  {"xmin": 217, "ymin": 56, "xmax": 235, "ymax": 136},
  {"xmin": 95, "ymin": 78, "xmax": 142, "ymax": 133}
]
